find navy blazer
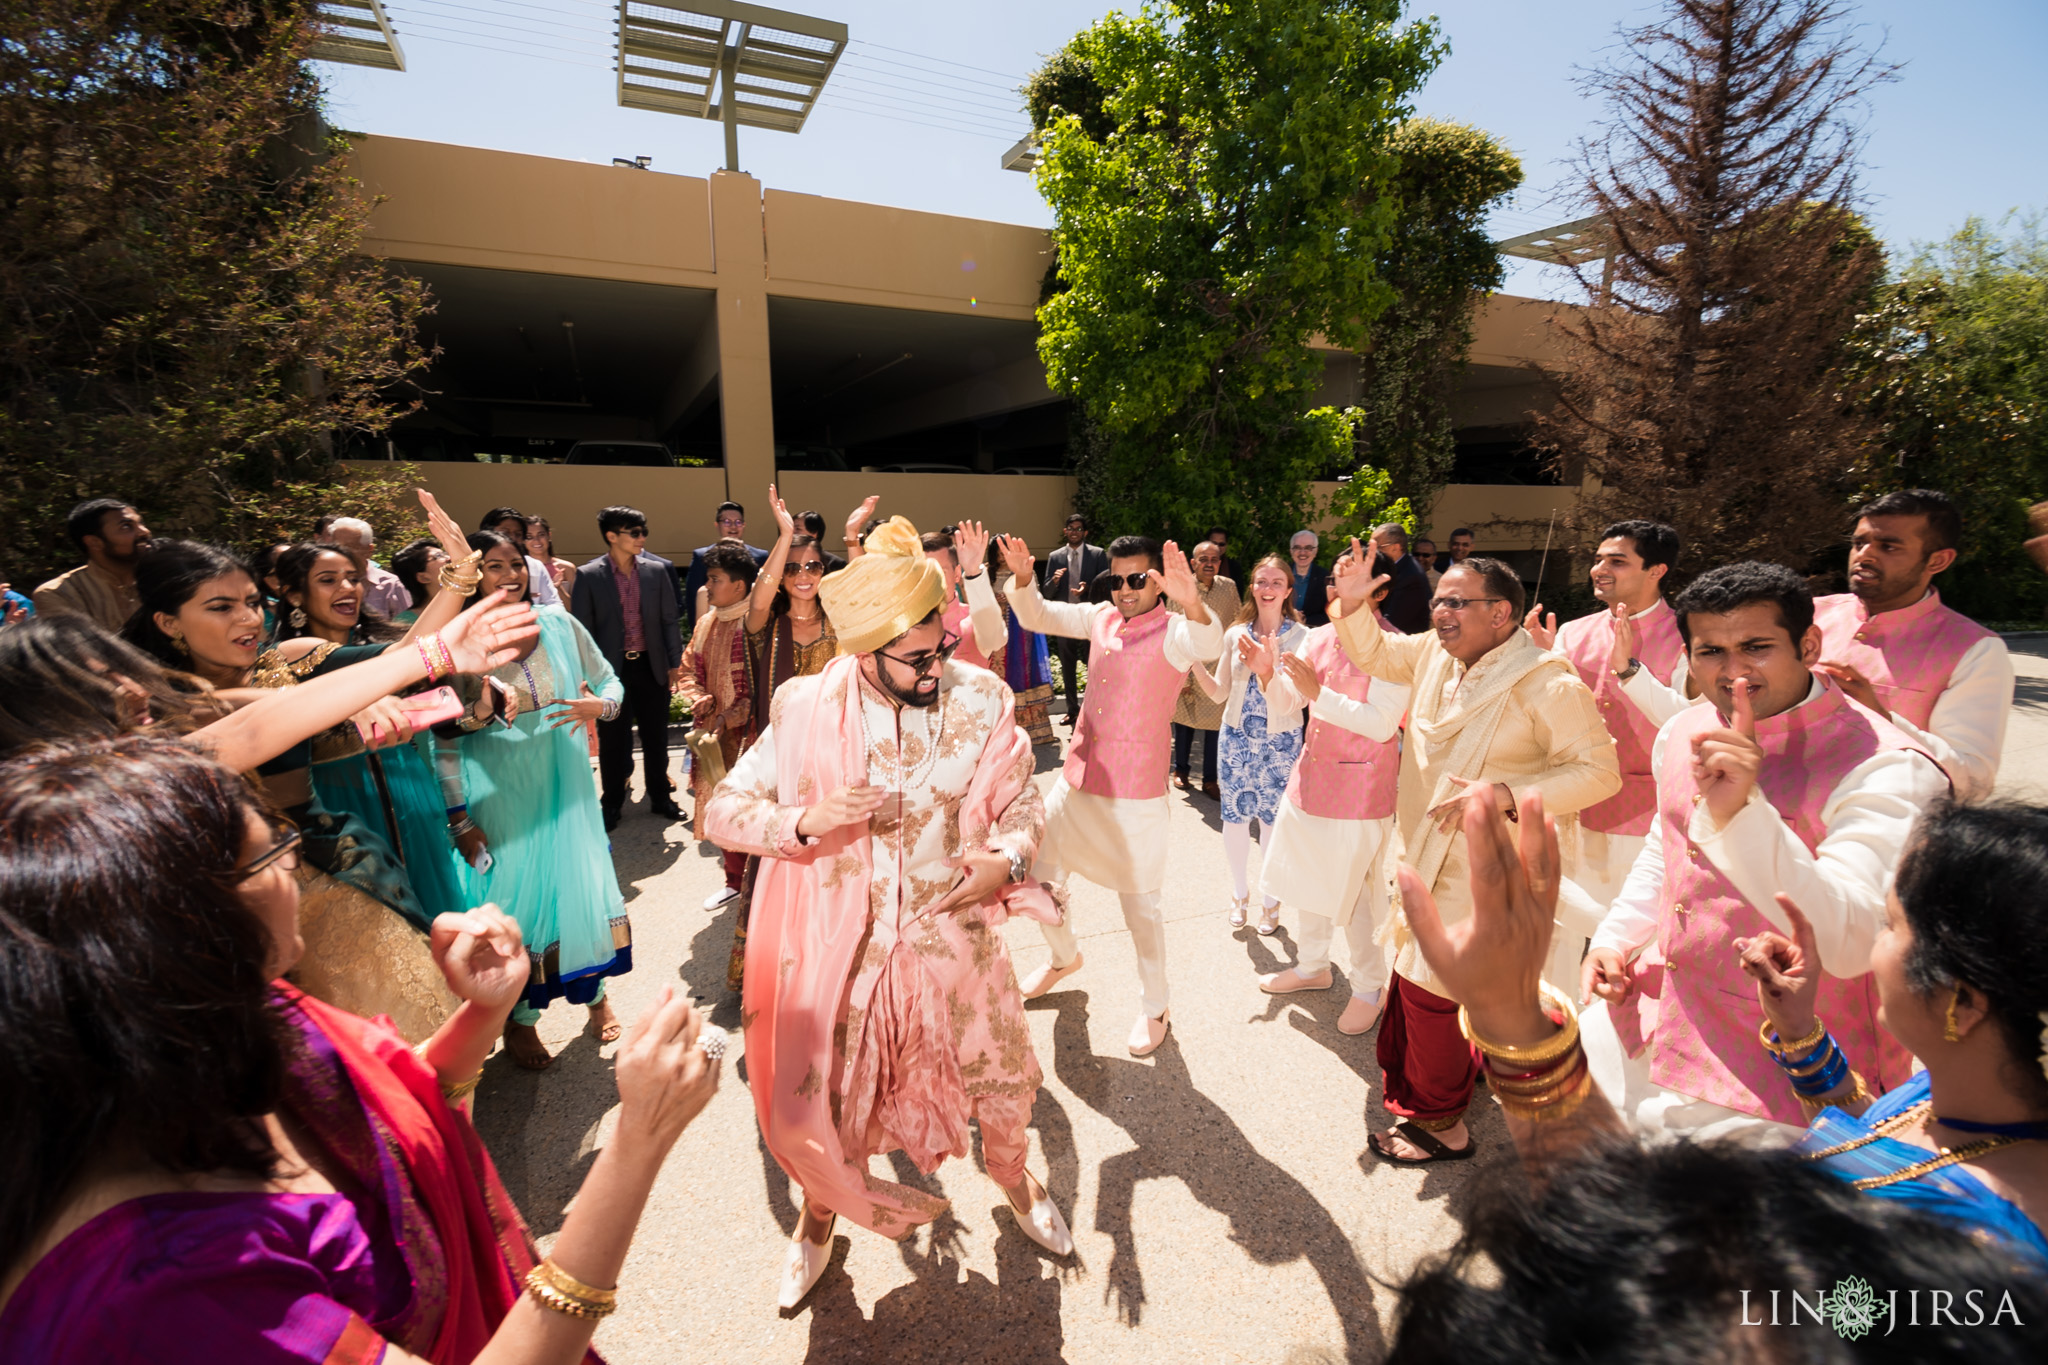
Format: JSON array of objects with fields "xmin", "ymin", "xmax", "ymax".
[
  {"xmin": 570, "ymin": 553, "xmax": 684, "ymax": 674},
  {"xmin": 1379, "ymin": 554, "xmax": 1434, "ymax": 636},
  {"xmin": 1292, "ymin": 563, "xmax": 1332, "ymax": 628},
  {"xmin": 1040, "ymin": 542, "xmax": 1110, "ymax": 602}
]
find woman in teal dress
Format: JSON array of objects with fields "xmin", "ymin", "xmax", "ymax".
[
  {"xmin": 438, "ymin": 531, "xmax": 631, "ymax": 1070},
  {"xmin": 271, "ymin": 542, "xmax": 470, "ymax": 927},
  {"xmin": 1744, "ymin": 798, "xmax": 2048, "ymax": 1269}
]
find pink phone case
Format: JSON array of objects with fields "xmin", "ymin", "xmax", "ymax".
[{"xmin": 399, "ymin": 685, "xmax": 466, "ymax": 729}]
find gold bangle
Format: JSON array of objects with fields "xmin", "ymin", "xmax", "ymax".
[
  {"xmin": 524, "ymin": 1261, "xmax": 618, "ymax": 1319},
  {"xmin": 1495, "ymin": 1055, "xmax": 1594, "ymax": 1123},
  {"xmin": 1486, "ymin": 1047, "xmax": 1585, "ymax": 1096},
  {"xmin": 1797, "ymin": 1069, "xmax": 1870, "ymax": 1119},
  {"xmin": 1460, "ymin": 981, "xmax": 1580, "ymax": 1068},
  {"xmin": 442, "ymin": 1069, "xmax": 483, "ymax": 1103},
  {"xmin": 1759, "ymin": 1016, "xmax": 1827, "ymax": 1057}
]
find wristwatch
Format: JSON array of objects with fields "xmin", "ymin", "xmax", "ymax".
[
  {"xmin": 1614, "ymin": 657, "xmax": 1642, "ymax": 682},
  {"xmin": 1003, "ymin": 847, "xmax": 1030, "ymax": 884}
]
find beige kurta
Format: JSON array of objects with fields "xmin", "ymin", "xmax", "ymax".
[
  {"xmin": 1170, "ymin": 576, "xmax": 1240, "ymax": 730},
  {"xmin": 32, "ymin": 562, "xmax": 139, "ymax": 633},
  {"xmin": 1334, "ymin": 608, "xmax": 1620, "ymax": 993}
]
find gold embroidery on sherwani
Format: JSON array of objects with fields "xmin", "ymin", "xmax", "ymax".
[
  {"xmin": 986, "ymin": 983, "xmax": 1030, "ymax": 1074},
  {"xmin": 795, "ymin": 1065, "xmax": 822, "ymax": 1100}
]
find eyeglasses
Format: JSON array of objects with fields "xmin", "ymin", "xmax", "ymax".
[
  {"xmin": 875, "ymin": 630, "xmax": 961, "ymax": 676},
  {"xmin": 1429, "ymin": 595, "xmax": 1504, "ymax": 613},
  {"xmin": 787, "ymin": 559, "xmax": 826, "ymax": 575},
  {"xmin": 716, "ymin": 516, "xmax": 745, "ymax": 529},
  {"xmin": 234, "ymin": 825, "xmax": 302, "ymax": 880},
  {"xmin": 617, "ymin": 527, "xmax": 648, "ymax": 539},
  {"xmin": 1103, "ymin": 572, "xmax": 1152, "ymax": 590}
]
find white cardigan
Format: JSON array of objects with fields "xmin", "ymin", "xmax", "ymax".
[{"xmin": 1193, "ymin": 619, "xmax": 1312, "ymax": 733}]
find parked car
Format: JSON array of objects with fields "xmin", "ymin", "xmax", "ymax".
[{"xmin": 564, "ymin": 440, "xmax": 674, "ymax": 468}]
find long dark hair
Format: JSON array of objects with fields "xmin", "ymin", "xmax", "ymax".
[
  {"xmin": 463, "ymin": 530, "xmax": 528, "ymax": 608},
  {"xmin": 0, "ymin": 617, "xmax": 219, "ymax": 756},
  {"xmin": 118, "ymin": 539, "xmax": 255, "ymax": 668},
  {"xmin": 272, "ymin": 542, "xmax": 400, "ymax": 644},
  {"xmin": 0, "ymin": 736, "xmax": 291, "ymax": 1274},
  {"xmin": 391, "ymin": 538, "xmax": 440, "ymax": 612},
  {"xmin": 1894, "ymin": 799, "xmax": 2048, "ymax": 1106},
  {"xmin": 770, "ymin": 533, "xmax": 823, "ymax": 619}
]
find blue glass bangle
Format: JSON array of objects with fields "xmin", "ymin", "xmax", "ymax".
[{"xmin": 1792, "ymin": 1048, "xmax": 1851, "ymax": 1097}]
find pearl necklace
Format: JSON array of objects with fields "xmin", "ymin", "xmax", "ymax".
[{"xmin": 858, "ymin": 686, "xmax": 945, "ymax": 791}]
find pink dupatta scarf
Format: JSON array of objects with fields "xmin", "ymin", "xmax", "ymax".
[{"xmin": 741, "ymin": 653, "xmax": 1056, "ymax": 1236}]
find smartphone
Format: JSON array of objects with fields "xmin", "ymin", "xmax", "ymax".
[
  {"xmin": 470, "ymin": 848, "xmax": 494, "ymax": 874},
  {"xmin": 399, "ymin": 685, "xmax": 465, "ymax": 731}
]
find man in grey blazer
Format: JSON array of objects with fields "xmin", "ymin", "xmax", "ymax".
[
  {"xmin": 570, "ymin": 505, "xmax": 685, "ymax": 830},
  {"xmin": 1039, "ymin": 512, "xmax": 1110, "ymax": 724}
]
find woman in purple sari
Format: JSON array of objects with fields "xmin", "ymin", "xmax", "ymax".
[{"xmin": 0, "ymin": 737, "xmax": 721, "ymax": 1363}]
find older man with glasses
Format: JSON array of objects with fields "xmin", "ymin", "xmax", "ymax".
[{"xmin": 1329, "ymin": 547, "xmax": 1619, "ymax": 1166}]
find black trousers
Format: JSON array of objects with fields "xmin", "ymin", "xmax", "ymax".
[
  {"xmin": 1052, "ymin": 636, "xmax": 1086, "ymax": 719},
  {"xmin": 598, "ymin": 652, "xmax": 673, "ymax": 810},
  {"xmin": 1172, "ymin": 722, "xmax": 1219, "ymax": 782}
]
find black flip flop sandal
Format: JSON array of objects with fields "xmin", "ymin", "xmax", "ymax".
[{"xmin": 1369, "ymin": 1120, "xmax": 1475, "ymax": 1165}]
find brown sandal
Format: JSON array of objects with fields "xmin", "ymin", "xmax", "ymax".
[{"xmin": 1369, "ymin": 1121, "xmax": 1474, "ymax": 1165}]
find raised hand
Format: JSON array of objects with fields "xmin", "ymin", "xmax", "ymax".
[
  {"xmin": 996, "ymin": 534, "xmax": 1037, "ymax": 585},
  {"xmin": 430, "ymin": 904, "xmax": 529, "ymax": 1012},
  {"xmin": 1607, "ymin": 600, "xmax": 1638, "ymax": 676},
  {"xmin": 544, "ymin": 681, "xmax": 608, "ymax": 738},
  {"xmin": 612, "ymin": 984, "xmax": 721, "ymax": 1155},
  {"xmin": 436, "ymin": 589, "xmax": 539, "ymax": 674},
  {"xmin": 1332, "ymin": 537, "xmax": 1389, "ymax": 605},
  {"xmin": 1158, "ymin": 540, "xmax": 1201, "ymax": 613},
  {"xmin": 769, "ymin": 483, "xmax": 796, "ymax": 540},
  {"xmin": 417, "ymin": 488, "xmax": 471, "ymax": 563},
  {"xmin": 1523, "ymin": 603, "xmax": 1558, "ymax": 650},
  {"xmin": 1692, "ymin": 677, "xmax": 1762, "ymax": 826},
  {"xmin": 953, "ymin": 520, "xmax": 991, "ymax": 577},
  {"xmin": 1402, "ymin": 785, "xmax": 1560, "ymax": 1049},
  {"xmin": 1278, "ymin": 650, "xmax": 1323, "ymax": 702},
  {"xmin": 843, "ymin": 494, "xmax": 882, "ymax": 551},
  {"xmin": 1736, "ymin": 893, "xmax": 1822, "ymax": 1043},
  {"xmin": 795, "ymin": 784, "xmax": 890, "ymax": 839}
]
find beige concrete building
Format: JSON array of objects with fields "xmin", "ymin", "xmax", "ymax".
[{"xmin": 341, "ymin": 136, "xmax": 1571, "ymax": 568}]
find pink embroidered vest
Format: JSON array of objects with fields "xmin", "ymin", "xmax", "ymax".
[
  {"xmin": 1813, "ymin": 591, "xmax": 1993, "ymax": 730},
  {"xmin": 1062, "ymin": 605, "xmax": 1187, "ymax": 800},
  {"xmin": 942, "ymin": 598, "xmax": 991, "ymax": 671},
  {"xmin": 1284, "ymin": 625, "xmax": 1399, "ymax": 821},
  {"xmin": 1558, "ymin": 602, "xmax": 1686, "ymax": 836},
  {"xmin": 1607, "ymin": 684, "xmax": 1919, "ymax": 1124}
]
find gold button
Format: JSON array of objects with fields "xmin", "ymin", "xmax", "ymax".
[{"xmin": 1854, "ymin": 633, "xmax": 1866, "ymax": 642}]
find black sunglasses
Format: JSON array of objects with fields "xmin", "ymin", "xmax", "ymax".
[
  {"xmin": 1103, "ymin": 572, "xmax": 1152, "ymax": 590},
  {"xmin": 875, "ymin": 629, "xmax": 961, "ymax": 676}
]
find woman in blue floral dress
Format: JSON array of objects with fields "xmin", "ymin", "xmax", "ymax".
[{"xmin": 1191, "ymin": 555, "xmax": 1310, "ymax": 935}]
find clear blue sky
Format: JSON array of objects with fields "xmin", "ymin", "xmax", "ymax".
[{"xmin": 322, "ymin": 1, "xmax": 2047, "ymax": 299}]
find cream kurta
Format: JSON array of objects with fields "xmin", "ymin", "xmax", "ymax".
[
  {"xmin": 1006, "ymin": 576, "xmax": 1225, "ymax": 894},
  {"xmin": 1260, "ymin": 672, "xmax": 1412, "ymax": 925},
  {"xmin": 1334, "ymin": 608, "xmax": 1621, "ymax": 991}
]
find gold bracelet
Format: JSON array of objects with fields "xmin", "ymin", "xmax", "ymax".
[
  {"xmin": 438, "ymin": 564, "xmax": 482, "ymax": 596},
  {"xmin": 1796, "ymin": 1069, "xmax": 1870, "ymax": 1120},
  {"xmin": 1759, "ymin": 1016, "xmax": 1828, "ymax": 1057},
  {"xmin": 442, "ymin": 1069, "xmax": 483, "ymax": 1103},
  {"xmin": 1495, "ymin": 1055, "xmax": 1594, "ymax": 1123},
  {"xmin": 523, "ymin": 1259, "xmax": 617, "ymax": 1319},
  {"xmin": 1486, "ymin": 1047, "xmax": 1586, "ymax": 1096},
  {"xmin": 1460, "ymin": 982, "xmax": 1580, "ymax": 1068}
]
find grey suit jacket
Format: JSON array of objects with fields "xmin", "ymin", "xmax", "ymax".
[
  {"xmin": 1041, "ymin": 542, "xmax": 1110, "ymax": 603},
  {"xmin": 570, "ymin": 553, "xmax": 684, "ymax": 674}
]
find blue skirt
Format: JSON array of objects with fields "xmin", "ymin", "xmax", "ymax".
[{"xmin": 1219, "ymin": 681, "xmax": 1302, "ymax": 826}]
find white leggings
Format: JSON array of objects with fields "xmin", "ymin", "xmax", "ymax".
[{"xmin": 1222, "ymin": 819, "xmax": 1279, "ymax": 905}]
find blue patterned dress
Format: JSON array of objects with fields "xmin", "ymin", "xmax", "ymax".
[{"xmin": 1219, "ymin": 621, "xmax": 1306, "ymax": 826}]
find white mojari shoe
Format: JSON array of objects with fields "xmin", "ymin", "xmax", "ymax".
[
  {"xmin": 777, "ymin": 1209, "xmax": 835, "ymax": 1310},
  {"xmin": 1004, "ymin": 1171, "xmax": 1075, "ymax": 1257},
  {"xmin": 704, "ymin": 886, "xmax": 741, "ymax": 911}
]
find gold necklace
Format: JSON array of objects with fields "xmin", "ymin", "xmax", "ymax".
[{"xmin": 1804, "ymin": 1101, "xmax": 2039, "ymax": 1190}]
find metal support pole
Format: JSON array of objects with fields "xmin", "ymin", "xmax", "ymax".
[{"xmin": 720, "ymin": 39, "xmax": 740, "ymax": 172}]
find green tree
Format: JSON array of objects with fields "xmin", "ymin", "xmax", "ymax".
[
  {"xmin": 0, "ymin": 0, "xmax": 433, "ymax": 579},
  {"xmin": 1342, "ymin": 117, "xmax": 1521, "ymax": 516},
  {"xmin": 1027, "ymin": 0, "xmax": 1444, "ymax": 557},
  {"xmin": 1845, "ymin": 216, "xmax": 2048, "ymax": 621}
]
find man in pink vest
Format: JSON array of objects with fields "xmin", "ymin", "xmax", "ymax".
[
  {"xmin": 1580, "ymin": 561, "xmax": 1949, "ymax": 1143},
  {"xmin": 998, "ymin": 531, "xmax": 1224, "ymax": 1057},
  {"xmin": 1812, "ymin": 489, "xmax": 2012, "ymax": 801},
  {"xmin": 1524, "ymin": 521, "xmax": 1687, "ymax": 980},
  {"xmin": 1257, "ymin": 555, "xmax": 1410, "ymax": 1034}
]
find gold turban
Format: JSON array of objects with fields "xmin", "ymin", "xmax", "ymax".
[{"xmin": 818, "ymin": 515, "xmax": 948, "ymax": 656}]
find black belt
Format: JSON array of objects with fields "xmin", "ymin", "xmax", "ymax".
[{"xmin": 625, "ymin": 650, "xmax": 644, "ymax": 660}]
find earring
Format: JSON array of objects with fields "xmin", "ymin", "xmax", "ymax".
[
  {"xmin": 170, "ymin": 633, "xmax": 191, "ymax": 658},
  {"xmin": 288, "ymin": 606, "xmax": 308, "ymax": 628},
  {"xmin": 1944, "ymin": 985, "xmax": 1964, "ymax": 1043}
]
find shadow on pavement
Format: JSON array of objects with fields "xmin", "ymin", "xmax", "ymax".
[
  {"xmin": 1032, "ymin": 992, "xmax": 1384, "ymax": 1360},
  {"xmin": 472, "ymin": 1028, "xmax": 620, "ymax": 1237}
]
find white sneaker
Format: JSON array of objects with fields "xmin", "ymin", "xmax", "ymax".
[
  {"xmin": 703, "ymin": 886, "xmax": 740, "ymax": 911},
  {"xmin": 1004, "ymin": 1172, "xmax": 1075, "ymax": 1256},
  {"xmin": 777, "ymin": 1211, "xmax": 835, "ymax": 1310}
]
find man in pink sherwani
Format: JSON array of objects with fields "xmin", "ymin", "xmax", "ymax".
[
  {"xmin": 996, "ymin": 531, "xmax": 1224, "ymax": 1058},
  {"xmin": 704, "ymin": 517, "xmax": 1074, "ymax": 1314},
  {"xmin": 1580, "ymin": 562, "xmax": 1949, "ymax": 1145}
]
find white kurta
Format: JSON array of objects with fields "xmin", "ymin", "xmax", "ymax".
[
  {"xmin": 1259, "ymin": 671, "xmax": 1410, "ymax": 925},
  {"xmin": 1006, "ymin": 575, "xmax": 1224, "ymax": 895},
  {"xmin": 1582, "ymin": 676, "xmax": 1949, "ymax": 1143}
]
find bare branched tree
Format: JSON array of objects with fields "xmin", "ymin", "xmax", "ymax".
[{"xmin": 1533, "ymin": 0, "xmax": 1896, "ymax": 574}]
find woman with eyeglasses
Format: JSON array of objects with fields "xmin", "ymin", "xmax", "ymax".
[
  {"xmin": 435, "ymin": 532, "xmax": 631, "ymax": 1070},
  {"xmin": 1189, "ymin": 554, "xmax": 1310, "ymax": 934},
  {"xmin": 0, "ymin": 734, "xmax": 721, "ymax": 1364},
  {"xmin": 720, "ymin": 487, "xmax": 842, "ymax": 989}
]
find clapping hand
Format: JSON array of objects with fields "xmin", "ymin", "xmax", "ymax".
[
  {"xmin": 1607, "ymin": 601, "xmax": 1637, "ymax": 676},
  {"xmin": 1237, "ymin": 629, "xmax": 1278, "ymax": 682},
  {"xmin": 1279, "ymin": 650, "xmax": 1323, "ymax": 702}
]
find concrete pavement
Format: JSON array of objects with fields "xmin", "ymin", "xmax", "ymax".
[{"xmin": 471, "ymin": 641, "xmax": 2048, "ymax": 1363}]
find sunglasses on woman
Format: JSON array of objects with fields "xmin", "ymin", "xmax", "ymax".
[{"xmin": 787, "ymin": 558, "xmax": 826, "ymax": 576}]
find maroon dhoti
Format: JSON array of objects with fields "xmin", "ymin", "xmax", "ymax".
[{"xmin": 1376, "ymin": 972, "xmax": 1481, "ymax": 1129}]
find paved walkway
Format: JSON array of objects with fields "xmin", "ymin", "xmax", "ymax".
[{"xmin": 473, "ymin": 643, "xmax": 2048, "ymax": 1363}]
